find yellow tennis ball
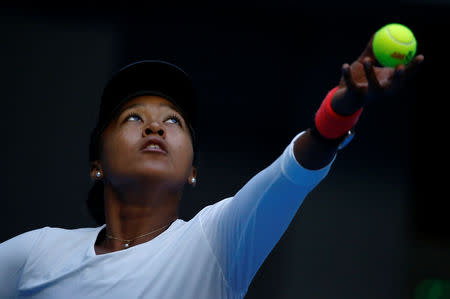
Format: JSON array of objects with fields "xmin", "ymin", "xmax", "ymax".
[{"xmin": 372, "ymin": 23, "xmax": 417, "ymax": 67}]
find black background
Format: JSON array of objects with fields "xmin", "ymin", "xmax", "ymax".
[{"xmin": 1, "ymin": 1, "xmax": 448, "ymax": 298}]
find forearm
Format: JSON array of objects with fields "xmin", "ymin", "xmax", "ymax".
[
  {"xmin": 294, "ymin": 83, "xmax": 364, "ymax": 170},
  {"xmin": 293, "ymin": 128, "xmax": 339, "ymax": 170},
  {"xmin": 199, "ymin": 130, "xmax": 334, "ymax": 292}
]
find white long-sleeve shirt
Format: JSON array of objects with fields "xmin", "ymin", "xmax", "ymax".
[{"xmin": 0, "ymin": 131, "xmax": 334, "ymax": 299}]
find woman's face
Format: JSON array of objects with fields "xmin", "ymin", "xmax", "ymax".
[{"xmin": 97, "ymin": 95, "xmax": 196, "ymax": 189}]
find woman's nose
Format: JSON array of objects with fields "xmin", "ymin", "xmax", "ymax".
[{"xmin": 143, "ymin": 122, "xmax": 165, "ymax": 137}]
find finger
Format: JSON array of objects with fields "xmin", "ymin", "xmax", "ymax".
[
  {"xmin": 358, "ymin": 35, "xmax": 376, "ymax": 63},
  {"xmin": 362, "ymin": 57, "xmax": 381, "ymax": 91},
  {"xmin": 389, "ymin": 64, "xmax": 406, "ymax": 94},
  {"xmin": 404, "ymin": 54, "xmax": 424, "ymax": 78},
  {"xmin": 341, "ymin": 63, "xmax": 357, "ymax": 91}
]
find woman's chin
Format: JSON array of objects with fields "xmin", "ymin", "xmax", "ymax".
[{"xmin": 132, "ymin": 164, "xmax": 181, "ymax": 182}]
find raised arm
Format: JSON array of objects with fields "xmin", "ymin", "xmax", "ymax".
[{"xmin": 198, "ymin": 34, "xmax": 424, "ymax": 295}]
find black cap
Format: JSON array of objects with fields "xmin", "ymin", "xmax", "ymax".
[{"xmin": 89, "ymin": 60, "xmax": 197, "ymax": 163}]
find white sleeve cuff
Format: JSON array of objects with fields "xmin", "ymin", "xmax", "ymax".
[{"xmin": 280, "ymin": 131, "xmax": 335, "ymax": 186}]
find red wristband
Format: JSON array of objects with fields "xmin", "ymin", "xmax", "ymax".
[{"xmin": 314, "ymin": 86, "xmax": 363, "ymax": 139}]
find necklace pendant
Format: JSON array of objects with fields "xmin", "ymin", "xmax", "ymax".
[{"xmin": 124, "ymin": 243, "xmax": 129, "ymax": 248}]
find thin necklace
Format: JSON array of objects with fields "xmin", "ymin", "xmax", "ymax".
[{"xmin": 105, "ymin": 220, "xmax": 176, "ymax": 248}]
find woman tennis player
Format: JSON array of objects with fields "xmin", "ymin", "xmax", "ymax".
[{"xmin": 0, "ymin": 36, "xmax": 423, "ymax": 298}]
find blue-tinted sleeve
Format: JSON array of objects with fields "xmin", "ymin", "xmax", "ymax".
[
  {"xmin": 0, "ymin": 228, "xmax": 46, "ymax": 298},
  {"xmin": 198, "ymin": 131, "xmax": 335, "ymax": 294}
]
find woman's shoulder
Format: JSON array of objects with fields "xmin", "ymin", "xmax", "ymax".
[
  {"xmin": 35, "ymin": 224, "xmax": 104, "ymax": 246},
  {"xmin": 18, "ymin": 225, "xmax": 104, "ymax": 265},
  {"xmin": 1, "ymin": 226, "xmax": 47, "ymax": 248},
  {"xmin": 43, "ymin": 224, "xmax": 104, "ymax": 235},
  {"xmin": 1, "ymin": 224, "xmax": 103, "ymax": 251}
]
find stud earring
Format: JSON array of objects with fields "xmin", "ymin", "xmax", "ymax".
[
  {"xmin": 190, "ymin": 177, "xmax": 196, "ymax": 184},
  {"xmin": 95, "ymin": 171, "xmax": 102, "ymax": 179}
]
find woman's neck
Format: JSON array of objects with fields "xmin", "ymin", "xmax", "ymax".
[{"xmin": 97, "ymin": 180, "xmax": 181, "ymax": 253}]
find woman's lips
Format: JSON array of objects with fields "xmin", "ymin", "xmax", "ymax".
[
  {"xmin": 141, "ymin": 145, "xmax": 167, "ymax": 154},
  {"xmin": 140, "ymin": 137, "xmax": 168, "ymax": 154}
]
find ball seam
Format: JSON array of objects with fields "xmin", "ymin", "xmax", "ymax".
[{"xmin": 385, "ymin": 27, "xmax": 414, "ymax": 46}]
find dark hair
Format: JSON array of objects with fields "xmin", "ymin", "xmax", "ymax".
[{"xmin": 86, "ymin": 123, "xmax": 198, "ymax": 225}]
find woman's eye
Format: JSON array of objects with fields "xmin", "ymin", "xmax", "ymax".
[
  {"xmin": 125, "ymin": 113, "xmax": 142, "ymax": 122},
  {"xmin": 166, "ymin": 115, "xmax": 182, "ymax": 126}
]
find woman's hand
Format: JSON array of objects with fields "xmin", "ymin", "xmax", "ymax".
[
  {"xmin": 331, "ymin": 35, "xmax": 424, "ymax": 116},
  {"xmin": 295, "ymin": 35, "xmax": 424, "ymax": 170}
]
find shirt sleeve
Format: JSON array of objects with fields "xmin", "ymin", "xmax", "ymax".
[
  {"xmin": 0, "ymin": 227, "xmax": 46, "ymax": 298},
  {"xmin": 198, "ymin": 131, "xmax": 335, "ymax": 294}
]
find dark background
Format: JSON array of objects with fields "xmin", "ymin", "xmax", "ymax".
[{"xmin": 0, "ymin": 1, "xmax": 447, "ymax": 298}]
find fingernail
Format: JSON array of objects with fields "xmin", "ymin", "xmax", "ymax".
[{"xmin": 342, "ymin": 66, "xmax": 350, "ymax": 75}]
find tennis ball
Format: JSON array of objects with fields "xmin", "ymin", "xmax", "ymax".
[{"xmin": 372, "ymin": 23, "xmax": 417, "ymax": 67}]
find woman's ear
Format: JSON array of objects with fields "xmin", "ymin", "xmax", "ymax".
[{"xmin": 90, "ymin": 161, "xmax": 103, "ymax": 181}]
